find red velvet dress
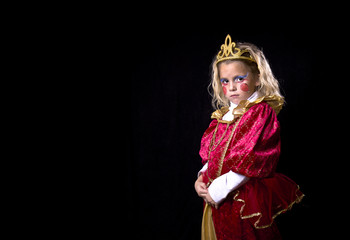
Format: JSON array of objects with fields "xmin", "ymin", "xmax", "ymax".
[{"xmin": 200, "ymin": 97, "xmax": 304, "ymax": 240}]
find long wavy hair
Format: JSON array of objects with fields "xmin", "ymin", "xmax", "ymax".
[{"xmin": 208, "ymin": 42, "xmax": 284, "ymax": 109}]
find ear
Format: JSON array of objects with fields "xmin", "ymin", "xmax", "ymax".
[{"xmin": 254, "ymin": 74, "xmax": 260, "ymax": 87}]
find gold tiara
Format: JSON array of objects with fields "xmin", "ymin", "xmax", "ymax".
[{"xmin": 216, "ymin": 34, "xmax": 256, "ymax": 64}]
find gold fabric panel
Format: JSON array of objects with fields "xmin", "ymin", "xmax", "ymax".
[{"xmin": 201, "ymin": 204, "xmax": 217, "ymax": 240}]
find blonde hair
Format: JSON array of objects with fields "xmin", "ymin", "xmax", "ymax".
[{"xmin": 209, "ymin": 42, "xmax": 284, "ymax": 109}]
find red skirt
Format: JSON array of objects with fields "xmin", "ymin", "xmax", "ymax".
[{"xmin": 210, "ymin": 173, "xmax": 304, "ymax": 240}]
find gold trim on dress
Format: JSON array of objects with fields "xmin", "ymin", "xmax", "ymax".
[
  {"xmin": 233, "ymin": 186, "xmax": 305, "ymax": 229},
  {"xmin": 211, "ymin": 107, "xmax": 229, "ymax": 121},
  {"xmin": 205, "ymin": 117, "xmax": 242, "ymax": 187},
  {"xmin": 211, "ymin": 95, "xmax": 284, "ymax": 123},
  {"xmin": 215, "ymin": 117, "xmax": 241, "ymax": 184}
]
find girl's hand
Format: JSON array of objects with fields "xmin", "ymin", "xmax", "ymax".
[
  {"xmin": 194, "ymin": 175, "xmax": 208, "ymax": 197},
  {"xmin": 195, "ymin": 175, "xmax": 219, "ymax": 209},
  {"xmin": 203, "ymin": 192, "xmax": 219, "ymax": 209}
]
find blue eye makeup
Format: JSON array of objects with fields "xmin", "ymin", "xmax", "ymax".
[
  {"xmin": 234, "ymin": 73, "xmax": 249, "ymax": 82},
  {"xmin": 220, "ymin": 78, "xmax": 229, "ymax": 84},
  {"xmin": 220, "ymin": 73, "xmax": 249, "ymax": 84}
]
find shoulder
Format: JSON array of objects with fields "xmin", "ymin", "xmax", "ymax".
[
  {"xmin": 249, "ymin": 101, "xmax": 274, "ymax": 113},
  {"xmin": 246, "ymin": 95, "xmax": 283, "ymax": 117},
  {"xmin": 247, "ymin": 102, "xmax": 274, "ymax": 115},
  {"xmin": 241, "ymin": 102, "xmax": 278, "ymax": 124}
]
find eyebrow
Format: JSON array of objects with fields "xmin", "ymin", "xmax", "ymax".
[{"xmin": 234, "ymin": 73, "xmax": 249, "ymax": 80}]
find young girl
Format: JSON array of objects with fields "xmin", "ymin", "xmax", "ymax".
[{"xmin": 195, "ymin": 35, "xmax": 304, "ymax": 240}]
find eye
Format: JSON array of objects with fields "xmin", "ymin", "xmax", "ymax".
[
  {"xmin": 234, "ymin": 77, "xmax": 244, "ymax": 82},
  {"xmin": 234, "ymin": 73, "xmax": 249, "ymax": 82},
  {"xmin": 220, "ymin": 78, "xmax": 229, "ymax": 85}
]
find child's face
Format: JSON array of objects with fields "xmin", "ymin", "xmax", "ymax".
[{"xmin": 218, "ymin": 61, "xmax": 260, "ymax": 105}]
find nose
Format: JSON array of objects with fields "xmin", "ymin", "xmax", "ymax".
[{"xmin": 228, "ymin": 81, "xmax": 237, "ymax": 91}]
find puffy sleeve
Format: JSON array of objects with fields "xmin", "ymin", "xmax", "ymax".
[
  {"xmin": 225, "ymin": 102, "xmax": 280, "ymax": 178},
  {"xmin": 199, "ymin": 119, "xmax": 218, "ymax": 165}
]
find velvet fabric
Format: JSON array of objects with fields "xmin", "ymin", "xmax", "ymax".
[{"xmin": 199, "ymin": 102, "xmax": 304, "ymax": 240}]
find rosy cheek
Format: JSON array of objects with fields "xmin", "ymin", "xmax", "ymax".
[
  {"xmin": 222, "ymin": 85, "xmax": 227, "ymax": 95},
  {"xmin": 240, "ymin": 83, "xmax": 250, "ymax": 92}
]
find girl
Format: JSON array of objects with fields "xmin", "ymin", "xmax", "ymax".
[{"xmin": 194, "ymin": 35, "xmax": 304, "ymax": 240}]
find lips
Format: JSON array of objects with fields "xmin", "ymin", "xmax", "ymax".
[{"xmin": 230, "ymin": 94, "xmax": 239, "ymax": 97}]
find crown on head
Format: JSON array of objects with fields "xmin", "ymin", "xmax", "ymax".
[{"xmin": 216, "ymin": 34, "xmax": 256, "ymax": 64}]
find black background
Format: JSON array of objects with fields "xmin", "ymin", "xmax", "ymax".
[{"xmin": 124, "ymin": 21, "xmax": 336, "ymax": 239}]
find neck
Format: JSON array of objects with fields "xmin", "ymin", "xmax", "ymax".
[{"xmin": 229, "ymin": 91, "xmax": 259, "ymax": 109}]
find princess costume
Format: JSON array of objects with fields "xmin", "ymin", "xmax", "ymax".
[{"xmin": 199, "ymin": 35, "xmax": 304, "ymax": 240}]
